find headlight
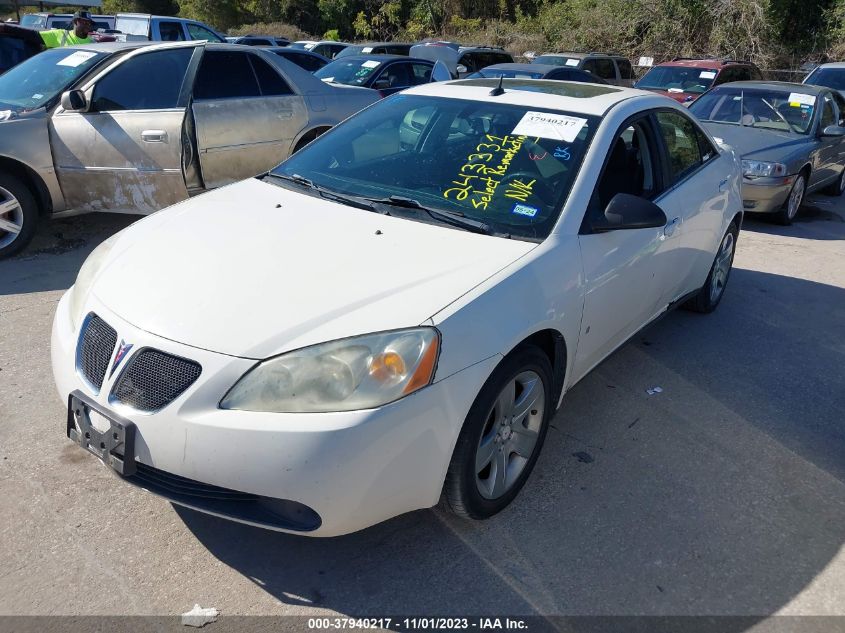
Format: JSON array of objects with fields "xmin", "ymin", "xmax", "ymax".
[
  {"xmin": 220, "ymin": 328, "xmax": 440, "ymax": 413},
  {"xmin": 742, "ymin": 160, "xmax": 787, "ymax": 178},
  {"xmin": 68, "ymin": 234, "xmax": 119, "ymax": 330}
]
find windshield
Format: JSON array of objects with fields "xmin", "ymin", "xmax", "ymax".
[
  {"xmin": 0, "ymin": 48, "xmax": 107, "ymax": 112},
  {"xmin": 470, "ymin": 68, "xmax": 544, "ymax": 79},
  {"xmin": 19, "ymin": 14, "xmax": 46, "ymax": 28},
  {"xmin": 314, "ymin": 58, "xmax": 383, "ymax": 85},
  {"xmin": 690, "ymin": 87, "xmax": 816, "ymax": 134},
  {"xmin": 270, "ymin": 94, "xmax": 598, "ymax": 241},
  {"xmin": 533, "ymin": 55, "xmax": 578, "ymax": 67},
  {"xmin": 805, "ymin": 67, "xmax": 845, "ymax": 91},
  {"xmin": 636, "ymin": 66, "xmax": 716, "ymax": 94}
]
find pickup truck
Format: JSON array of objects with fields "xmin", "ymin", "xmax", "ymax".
[
  {"xmin": 20, "ymin": 13, "xmax": 116, "ymax": 31},
  {"xmin": 114, "ymin": 14, "xmax": 226, "ymax": 43}
]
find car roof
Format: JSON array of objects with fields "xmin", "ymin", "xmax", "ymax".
[
  {"xmin": 459, "ymin": 46, "xmax": 511, "ymax": 53},
  {"xmin": 538, "ymin": 51, "xmax": 622, "ymax": 59},
  {"xmin": 482, "ymin": 63, "xmax": 567, "ymax": 73},
  {"xmin": 658, "ymin": 58, "xmax": 754, "ymax": 69},
  {"xmin": 351, "ymin": 42, "xmax": 412, "ymax": 48},
  {"xmin": 712, "ymin": 80, "xmax": 827, "ymax": 94},
  {"xmin": 405, "ymin": 78, "xmax": 651, "ymax": 116},
  {"xmin": 267, "ymin": 46, "xmax": 326, "ymax": 57},
  {"xmin": 814, "ymin": 62, "xmax": 845, "ymax": 70},
  {"xmin": 330, "ymin": 54, "xmax": 409, "ymax": 63}
]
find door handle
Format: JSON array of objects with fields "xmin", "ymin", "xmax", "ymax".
[
  {"xmin": 664, "ymin": 217, "xmax": 681, "ymax": 237},
  {"xmin": 718, "ymin": 177, "xmax": 729, "ymax": 192},
  {"xmin": 141, "ymin": 130, "xmax": 167, "ymax": 143}
]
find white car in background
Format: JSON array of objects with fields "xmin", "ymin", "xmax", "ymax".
[{"xmin": 53, "ymin": 79, "xmax": 743, "ymax": 536}]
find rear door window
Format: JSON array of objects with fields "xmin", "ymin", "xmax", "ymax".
[
  {"xmin": 158, "ymin": 22, "xmax": 186, "ymax": 41},
  {"xmin": 583, "ymin": 58, "xmax": 616, "ymax": 80},
  {"xmin": 617, "ymin": 58, "xmax": 634, "ymax": 80},
  {"xmin": 92, "ymin": 48, "xmax": 193, "ymax": 111},
  {"xmin": 655, "ymin": 110, "xmax": 705, "ymax": 184},
  {"xmin": 194, "ymin": 50, "xmax": 260, "ymax": 99},
  {"xmin": 186, "ymin": 23, "xmax": 224, "ymax": 42},
  {"xmin": 250, "ymin": 54, "xmax": 293, "ymax": 96}
]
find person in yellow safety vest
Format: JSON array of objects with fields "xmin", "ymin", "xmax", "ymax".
[{"xmin": 39, "ymin": 11, "xmax": 95, "ymax": 49}]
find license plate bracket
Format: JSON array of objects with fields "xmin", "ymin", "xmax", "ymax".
[{"xmin": 67, "ymin": 391, "xmax": 137, "ymax": 476}]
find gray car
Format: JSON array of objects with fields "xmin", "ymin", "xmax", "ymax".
[
  {"xmin": 0, "ymin": 41, "xmax": 379, "ymax": 258},
  {"xmin": 803, "ymin": 62, "xmax": 845, "ymax": 99},
  {"xmin": 689, "ymin": 81, "xmax": 845, "ymax": 224}
]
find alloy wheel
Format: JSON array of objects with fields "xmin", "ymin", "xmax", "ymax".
[
  {"xmin": 0, "ymin": 185, "xmax": 24, "ymax": 250},
  {"xmin": 709, "ymin": 231, "xmax": 735, "ymax": 304},
  {"xmin": 475, "ymin": 370, "xmax": 546, "ymax": 500},
  {"xmin": 787, "ymin": 176, "xmax": 805, "ymax": 220}
]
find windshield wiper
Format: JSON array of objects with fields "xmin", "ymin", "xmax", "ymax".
[
  {"xmin": 266, "ymin": 173, "xmax": 382, "ymax": 213},
  {"xmin": 365, "ymin": 195, "xmax": 492, "ymax": 235}
]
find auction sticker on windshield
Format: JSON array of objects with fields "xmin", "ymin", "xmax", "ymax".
[
  {"xmin": 512, "ymin": 112, "xmax": 587, "ymax": 143},
  {"xmin": 57, "ymin": 51, "xmax": 98, "ymax": 68},
  {"xmin": 699, "ymin": 71, "xmax": 716, "ymax": 79},
  {"xmin": 788, "ymin": 92, "xmax": 816, "ymax": 107}
]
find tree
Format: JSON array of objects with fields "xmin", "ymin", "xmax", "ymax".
[{"xmin": 179, "ymin": 0, "xmax": 241, "ymax": 30}]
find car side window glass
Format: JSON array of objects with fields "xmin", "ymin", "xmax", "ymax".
[
  {"xmin": 410, "ymin": 62, "xmax": 432, "ymax": 85},
  {"xmin": 713, "ymin": 68, "xmax": 731, "ymax": 85},
  {"xmin": 656, "ymin": 110, "xmax": 704, "ymax": 184},
  {"xmin": 92, "ymin": 48, "xmax": 193, "ymax": 111},
  {"xmin": 584, "ymin": 58, "xmax": 615, "ymax": 80},
  {"xmin": 159, "ymin": 22, "xmax": 185, "ymax": 41},
  {"xmin": 187, "ymin": 23, "xmax": 223, "ymax": 42},
  {"xmin": 377, "ymin": 63, "xmax": 411, "ymax": 89},
  {"xmin": 295, "ymin": 53, "xmax": 323, "ymax": 72},
  {"xmin": 832, "ymin": 92, "xmax": 845, "ymax": 125},
  {"xmin": 458, "ymin": 54, "xmax": 475, "ymax": 72},
  {"xmin": 617, "ymin": 59, "xmax": 634, "ymax": 80},
  {"xmin": 194, "ymin": 51, "xmax": 261, "ymax": 100},
  {"xmin": 821, "ymin": 95, "xmax": 837, "ymax": 129},
  {"xmin": 591, "ymin": 117, "xmax": 660, "ymax": 220},
  {"xmin": 250, "ymin": 55, "xmax": 293, "ymax": 96}
]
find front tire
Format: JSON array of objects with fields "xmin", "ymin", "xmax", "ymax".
[
  {"xmin": 774, "ymin": 173, "xmax": 806, "ymax": 225},
  {"xmin": 442, "ymin": 345, "xmax": 553, "ymax": 519},
  {"xmin": 0, "ymin": 173, "xmax": 39, "ymax": 260},
  {"xmin": 683, "ymin": 222, "xmax": 738, "ymax": 314}
]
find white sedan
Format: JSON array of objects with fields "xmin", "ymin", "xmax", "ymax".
[{"xmin": 52, "ymin": 79, "xmax": 743, "ymax": 536}]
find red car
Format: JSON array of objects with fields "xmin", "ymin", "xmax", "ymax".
[{"xmin": 636, "ymin": 58, "xmax": 763, "ymax": 104}]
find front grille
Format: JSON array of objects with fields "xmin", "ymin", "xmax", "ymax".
[
  {"xmin": 133, "ymin": 463, "xmax": 257, "ymax": 501},
  {"xmin": 111, "ymin": 349, "xmax": 201, "ymax": 412},
  {"xmin": 77, "ymin": 314, "xmax": 118, "ymax": 392}
]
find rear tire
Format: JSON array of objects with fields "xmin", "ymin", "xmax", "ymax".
[
  {"xmin": 824, "ymin": 167, "xmax": 845, "ymax": 196},
  {"xmin": 683, "ymin": 222, "xmax": 738, "ymax": 314},
  {"xmin": 774, "ymin": 172, "xmax": 806, "ymax": 225},
  {"xmin": 0, "ymin": 173, "xmax": 39, "ymax": 260},
  {"xmin": 442, "ymin": 345, "xmax": 553, "ymax": 519}
]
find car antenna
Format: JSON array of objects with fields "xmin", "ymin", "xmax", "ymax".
[{"xmin": 489, "ymin": 75, "xmax": 505, "ymax": 96}]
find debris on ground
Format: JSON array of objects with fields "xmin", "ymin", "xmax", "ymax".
[
  {"xmin": 646, "ymin": 386, "xmax": 663, "ymax": 395},
  {"xmin": 182, "ymin": 604, "xmax": 219, "ymax": 628}
]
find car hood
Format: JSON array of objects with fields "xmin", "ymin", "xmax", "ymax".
[
  {"xmin": 699, "ymin": 121, "xmax": 812, "ymax": 160},
  {"xmin": 93, "ymin": 178, "xmax": 536, "ymax": 359}
]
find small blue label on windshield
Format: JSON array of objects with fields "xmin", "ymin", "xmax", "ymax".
[{"xmin": 511, "ymin": 203, "xmax": 538, "ymax": 217}]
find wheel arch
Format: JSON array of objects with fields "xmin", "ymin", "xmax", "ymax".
[
  {"xmin": 0, "ymin": 156, "xmax": 52, "ymax": 216},
  {"xmin": 504, "ymin": 328, "xmax": 568, "ymax": 411}
]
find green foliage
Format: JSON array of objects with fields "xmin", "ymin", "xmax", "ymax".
[
  {"xmin": 324, "ymin": 27, "xmax": 340, "ymax": 39},
  {"xmin": 353, "ymin": 0, "xmax": 403, "ymax": 39},
  {"xmin": 179, "ymin": 0, "xmax": 242, "ymax": 30},
  {"xmin": 229, "ymin": 21, "xmax": 312, "ymax": 40}
]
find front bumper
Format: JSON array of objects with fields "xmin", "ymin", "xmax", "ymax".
[
  {"xmin": 741, "ymin": 175, "xmax": 794, "ymax": 214},
  {"xmin": 52, "ymin": 291, "xmax": 498, "ymax": 536}
]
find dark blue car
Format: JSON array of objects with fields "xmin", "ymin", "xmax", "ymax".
[
  {"xmin": 465, "ymin": 63, "xmax": 608, "ymax": 84},
  {"xmin": 314, "ymin": 55, "xmax": 435, "ymax": 97}
]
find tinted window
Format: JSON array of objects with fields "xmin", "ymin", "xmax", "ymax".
[
  {"xmin": 281, "ymin": 51, "xmax": 326, "ymax": 72},
  {"xmin": 186, "ymin": 23, "xmax": 224, "ymax": 42},
  {"xmin": 583, "ymin": 58, "xmax": 615, "ymax": 80},
  {"xmin": 250, "ymin": 55, "xmax": 292, "ymax": 95},
  {"xmin": 656, "ymin": 111, "xmax": 703, "ymax": 183},
  {"xmin": 0, "ymin": 36, "xmax": 40, "ymax": 73},
  {"xmin": 375, "ymin": 62, "xmax": 411, "ymax": 88},
  {"xmin": 805, "ymin": 67, "xmax": 845, "ymax": 91},
  {"xmin": 92, "ymin": 48, "xmax": 192, "ymax": 111},
  {"xmin": 410, "ymin": 62, "xmax": 432, "ymax": 85},
  {"xmin": 194, "ymin": 50, "xmax": 260, "ymax": 99},
  {"xmin": 832, "ymin": 92, "xmax": 845, "ymax": 125},
  {"xmin": 240, "ymin": 38, "xmax": 267, "ymax": 46},
  {"xmin": 159, "ymin": 22, "xmax": 185, "ymax": 41},
  {"xmin": 617, "ymin": 59, "xmax": 634, "ymax": 80},
  {"xmin": 314, "ymin": 58, "xmax": 383, "ymax": 86}
]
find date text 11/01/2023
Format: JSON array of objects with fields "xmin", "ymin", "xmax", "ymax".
[{"xmin": 307, "ymin": 617, "xmax": 529, "ymax": 630}]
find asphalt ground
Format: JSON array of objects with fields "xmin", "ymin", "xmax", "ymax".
[{"xmin": 0, "ymin": 194, "xmax": 844, "ymax": 624}]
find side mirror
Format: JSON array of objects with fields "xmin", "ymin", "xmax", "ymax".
[
  {"xmin": 591, "ymin": 193, "xmax": 667, "ymax": 232},
  {"xmin": 456, "ymin": 63, "xmax": 468, "ymax": 75},
  {"xmin": 821, "ymin": 125, "xmax": 845, "ymax": 137},
  {"xmin": 431, "ymin": 60, "xmax": 451, "ymax": 82},
  {"xmin": 372, "ymin": 77, "xmax": 391, "ymax": 90},
  {"xmin": 60, "ymin": 89, "xmax": 87, "ymax": 112}
]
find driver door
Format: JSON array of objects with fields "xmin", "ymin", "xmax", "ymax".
[{"xmin": 49, "ymin": 44, "xmax": 201, "ymax": 214}]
